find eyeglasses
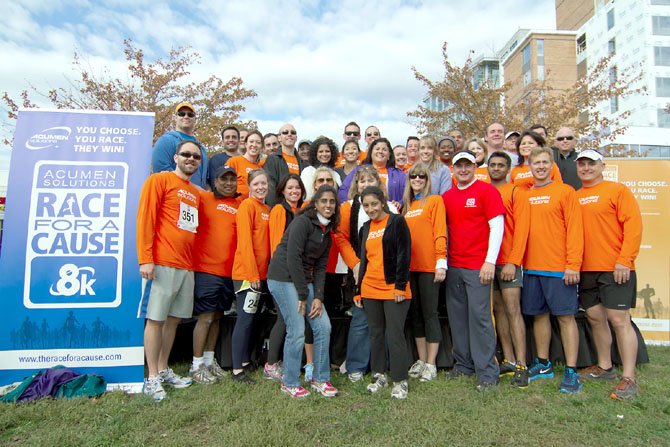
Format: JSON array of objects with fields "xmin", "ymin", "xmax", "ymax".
[
  {"xmin": 177, "ymin": 152, "xmax": 202, "ymax": 160},
  {"xmin": 409, "ymin": 174, "xmax": 428, "ymax": 180},
  {"xmin": 366, "ymin": 132, "xmax": 380, "ymax": 137},
  {"xmin": 345, "ymin": 131, "xmax": 360, "ymax": 136},
  {"xmin": 556, "ymin": 136, "xmax": 575, "ymax": 141},
  {"xmin": 176, "ymin": 111, "xmax": 196, "ymax": 118},
  {"xmin": 281, "ymin": 130, "xmax": 297, "ymax": 135}
]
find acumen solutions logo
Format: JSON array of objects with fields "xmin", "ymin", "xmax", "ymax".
[{"xmin": 25, "ymin": 126, "xmax": 71, "ymax": 150}]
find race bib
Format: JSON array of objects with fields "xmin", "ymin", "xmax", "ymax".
[
  {"xmin": 177, "ymin": 201, "xmax": 199, "ymax": 233},
  {"xmin": 243, "ymin": 289, "xmax": 261, "ymax": 314}
]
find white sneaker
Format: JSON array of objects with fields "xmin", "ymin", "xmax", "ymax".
[
  {"xmin": 189, "ymin": 364, "xmax": 217, "ymax": 385},
  {"xmin": 391, "ymin": 380, "xmax": 408, "ymax": 399},
  {"xmin": 419, "ymin": 363, "xmax": 437, "ymax": 382},
  {"xmin": 367, "ymin": 373, "xmax": 388, "ymax": 393},
  {"xmin": 208, "ymin": 359, "xmax": 227, "ymax": 379},
  {"xmin": 408, "ymin": 359, "xmax": 426, "ymax": 378},
  {"xmin": 159, "ymin": 368, "xmax": 192, "ymax": 389},
  {"xmin": 348, "ymin": 371, "xmax": 364, "ymax": 383},
  {"xmin": 143, "ymin": 377, "xmax": 166, "ymax": 402}
]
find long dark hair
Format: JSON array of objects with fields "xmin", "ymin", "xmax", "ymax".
[
  {"xmin": 275, "ymin": 173, "xmax": 306, "ymax": 209},
  {"xmin": 360, "ymin": 186, "xmax": 391, "ymax": 214},
  {"xmin": 308, "ymin": 136, "xmax": 339, "ymax": 169},
  {"xmin": 516, "ymin": 130, "xmax": 546, "ymax": 165},
  {"xmin": 300, "ymin": 184, "xmax": 340, "ymax": 229}
]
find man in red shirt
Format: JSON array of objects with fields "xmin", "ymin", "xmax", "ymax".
[
  {"xmin": 442, "ymin": 150, "xmax": 505, "ymax": 390},
  {"xmin": 136, "ymin": 140, "xmax": 202, "ymax": 401},
  {"xmin": 576, "ymin": 149, "xmax": 642, "ymax": 400}
]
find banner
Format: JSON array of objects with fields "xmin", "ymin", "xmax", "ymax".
[
  {"xmin": 0, "ymin": 109, "xmax": 154, "ymax": 391},
  {"xmin": 604, "ymin": 160, "xmax": 670, "ymax": 344}
]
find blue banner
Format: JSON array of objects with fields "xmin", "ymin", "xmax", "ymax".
[{"xmin": 0, "ymin": 109, "xmax": 154, "ymax": 391}]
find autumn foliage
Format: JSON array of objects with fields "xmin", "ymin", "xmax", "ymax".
[
  {"xmin": 409, "ymin": 43, "xmax": 646, "ymax": 150},
  {"xmin": 2, "ymin": 40, "xmax": 256, "ymax": 151}
]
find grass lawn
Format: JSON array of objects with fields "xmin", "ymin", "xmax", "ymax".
[{"xmin": 1, "ymin": 346, "xmax": 669, "ymax": 446}]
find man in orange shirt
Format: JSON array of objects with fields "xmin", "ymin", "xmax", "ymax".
[
  {"xmin": 264, "ymin": 123, "xmax": 306, "ymax": 206},
  {"xmin": 189, "ymin": 167, "xmax": 241, "ymax": 385},
  {"xmin": 575, "ymin": 149, "xmax": 642, "ymax": 400},
  {"xmin": 136, "ymin": 140, "xmax": 202, "ymax": 401},
  {"xmin": 522, "ymin": 147, "xmax": 584, "ymax": 394},
  {"xmin": 487, "ymin": 151, "xmax": 530, "ymax": 387}
]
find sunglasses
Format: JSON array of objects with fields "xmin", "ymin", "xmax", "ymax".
[
  {"xmin": 366, "ymin": 132, "xmax": 380, "ymax": 137},
  {"xmin": 176, "ymin": 111, "xmax": 196, "ymax": 118},
  {"xmin": 409, "ymin": 174, "xmax": 427, "ymax": 180},
  {"xmin": 178, "ymin": 152, "xmax": 202, "ymax": 160},
  {"xmin": 345, "ymin": 131, "xmax": 360, "ymax": 136},
  {"xmin": 556, "ymin": 136, "xmax": 575, "ymax": 141},
  {"xmin": 281, "ymin": 130, "xmax": 297, "ymax": 135}
]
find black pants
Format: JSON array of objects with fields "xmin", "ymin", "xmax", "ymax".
[
  {"xmin": 363, "ymin": 298, "xmax": 410, "ymax": 382},
  {"xmin": 409, "ymin": 272, "xmax": 443, "ymax": 343}
]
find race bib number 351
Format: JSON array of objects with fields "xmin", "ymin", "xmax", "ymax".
[{"xmin": 178, "ymin": 201, "xmax": 198, "ymax": 233}]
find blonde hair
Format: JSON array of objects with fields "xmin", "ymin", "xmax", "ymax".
[
  {"xmin": 419, "ymin": 135, "xmax": 440, "ymax": 172},
  {"xmin": 312, "ymin": 166, "xmax": 338, "ymax": 191},
  {"xmin": 464, "ymin": 137, "xmax": 488, "ymax": 164},
  {"xmin": 528, "ymin": 146, "xmax": 553, "ymax": 163},
  {"xmin": 402, "ymin": 163, "xmax": 432, "ymax": 216},
  {"xmin": 347, "ymin": 165, "xmax": 385, "ymax": 200}
]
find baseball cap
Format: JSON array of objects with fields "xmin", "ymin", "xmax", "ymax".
[
  {"xmin": 175, "ymin": 102, "xmax": 195, "ymax": 113},
  {"xmin": 298, "ymin": 139, "xmax": 312, "ymax": 146},
  {"xmin": 505, "ymin": 131, "xmax": 520, "ymax": 139},
  {"xmin": 216, "ymin": 166, "xmax": 237, "ymax": 178},
  {"xmin": 576, "ymin": 149, "xmax": 604, "ymax": 161},
  {"xmin": 451, "ymin": 150, "xmax": 476, "ymax": 164}
]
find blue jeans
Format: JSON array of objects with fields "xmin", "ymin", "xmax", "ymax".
[
  {"xmin": 345, "ymin": 304, "xmax": 370, "ymax": 373},
  {"xmin": 268, "ymin": 280, "xmax": 331, "ymax": 387}
]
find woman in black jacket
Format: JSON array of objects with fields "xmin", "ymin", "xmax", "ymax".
[
  {"xmin": 356, "ymin": 185, "xmax": 412, "ymax": 399},
  {"xmin": 267, "ymin": 185, "xmax": 341, "ymax": 399}
]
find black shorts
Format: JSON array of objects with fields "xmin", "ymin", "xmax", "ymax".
[
  {"xmin": 579, "ymin": 271, "xmax": 637, "ymax": 310},
  {"xmin": 193, "ymin": 272, "xmax": 235, "ymax": 315}
]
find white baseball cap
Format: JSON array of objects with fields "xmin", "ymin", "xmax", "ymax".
[{"xmin": 576, "ymin": 149, "xmax": 604, "ymax": 161}]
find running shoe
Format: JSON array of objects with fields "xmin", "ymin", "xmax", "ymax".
[
  {"xmin": 188, "ymin": 364, "xmax": 217, "ymax": 385},
  {"xmin": 511, "ymin": 364, "xmax": 529, "ymax": 388},
  {"xmin": 348, "ymin": 371, "xmax": 364, "ymax": 383},
  {"xmin": 281, "ymin": 384, "xmax": 310, "ymax": 398},
  {"xmin": 391, "ymin": 380, "xmax": 408, "ymax": 399},
  {"xmin": 367, "ymin": 373, "xmax": 388, "ymax": 393},
  {"xmin": 445, "ymin": 368, "xmax": 473, "ymax": 380},
  {"xmin": 143, "ymin": 376, "xmax": 166, "ymax": 402},
  {"xmin": 499, "ymin": 359, "xmax": 517, "ymax": 377},
  {"xmin": 528, "ymin": 359, "xmax": 554, "ymax": 381},
  {"xmin": 311, "ymin": 380, "xmax": 338, "ymax": 397},
  {"xmin": 419, "ymin": 363, "xmax": 437, "ymax": 382},
  {"xmin": 208, "ymin": 359, "xmax": 227, "ymax": 379},
  {"xmin": 559, "ymin": 367, "xmax": 583, "ymax": 394},
  {"xmin": 580, "ymin": 365, "xmax": 617, "ymax": 381},
  {"xmin": 408, "ymin": 359, "xmax": 426, "ymax": 378},
  {"xmin": 231, "ymin": 371, "xmax": 256, "ymax": 384},
  {"xmin": 610, "ymin": 377, "xmax": 639, "ymax": 401},
  {"xmin": 159, "ymin": 368, "xmax": 192, "ymax": 389},
  {"xmin": 263, "ymin": 362, "xmax": 283, "ymax": 381}
]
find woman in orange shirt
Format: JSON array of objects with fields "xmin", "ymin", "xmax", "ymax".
[
  {"xmin": 226, "ymin": 130, "xmax": 265, "ymax": 197},
  {"xmin": 264, "ymin": 173, "xmax": 307, "ymax": 382},
  {"xmin": 357, "ymin": 185, "xmax": 412, "ymax": 399},
  {"xmin": 511, "ymin": 130, "xmax": 562, "ymax": 189},
  {"xmin": 465, "ymin": 137, "xmax": 491, "ymax": 183},
  {"xmin": 401, "ymin": 164, "xmax": 447, "ymax": 382},
  {"xmin": 231, "ymin": 169, "xmax": 271, "ymax": 383}
]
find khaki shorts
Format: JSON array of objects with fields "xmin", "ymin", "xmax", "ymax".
[{"xmin": 137, "ymin": 265, "xmax": 194, "ymax": 321}]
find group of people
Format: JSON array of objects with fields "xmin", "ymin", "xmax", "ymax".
[{"xmin": 137, "ymin": 101, "xmax": 642, "ymax": 402}]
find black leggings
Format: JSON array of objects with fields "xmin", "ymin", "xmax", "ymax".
[
  {"xmin": 231, "ymin": 282, "xmax": 269, "ymax": 369},
  {"xmin": 363, "ymin": 298, "xmax": 410, "ymax": 382},
  {"xmin": 409, "ymin": 272, "xmax": 443, "ymax": 343}
]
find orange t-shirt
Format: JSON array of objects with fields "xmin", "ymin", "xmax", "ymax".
[
  {"xmin": 232, "ymin": 197, "xmax": 271, "ymax": 281},
  {"xmin": 225, "ymin": 155, "xmax": 263, "ymax": 197},
  {"xmin": 523, "ymin": 181, "xmax": 583, "ymax": 273},
  {"xmin": 283, "ymin": 152, "xmax": 300, "ymax": 174},
  {"xmin": 511, "ymin": 163, "xmax": 563, "ymax": 189},
  {"xmin": 495, "ymin": 182, "xmax": 530, "ymax": 266},
  {"xmin": 376, "ymin": 166, "xmax": 388, "ymax": 187},
  {"xmin": 330, "ymin": 201, "xmax": 360, "ymax": 269},
  {"xmin": 576, "ymin": 180, "xmax": 642, "ymax": 271},
  {"xmin": 136, "ymin": 171, "xmax": 200, "ymax": 270},
  {"xmin": 474, "ymin": 166, "xmax": 491, "ymax": 183},
  {"xmin": 193, "ymin": 192, "xmax": 241, "ymax": 277},
  {"xmin": 404, "ymin": 196, "xmax": 447, "ymax": 272},
  {"xmin": 361, "ymin": 215, "xmax": 411, "ymax": 300}
]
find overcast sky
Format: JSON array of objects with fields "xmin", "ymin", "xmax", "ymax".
[{"xmin": 0, "ymin": 0, "xmax": 557, "ymax": 167}]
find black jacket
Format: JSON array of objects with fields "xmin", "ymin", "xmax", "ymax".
[
  {"xmin": 263, "ymin": 151, "xmax": 308, "ymax": 207},
  {"xmin": 357, "ymin": 213, "xmax": 411, "ymax": 294},
  {"xmin": 267, "ymin": 213, "xmax": 334, "ymax": 301}
]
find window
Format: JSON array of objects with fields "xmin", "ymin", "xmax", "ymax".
[
  {"xmin": 522, "ymin": 44, "xmax": 531, "ymax": 86},
  {"xmin": 536, "ymin": 39, "xmax": 545, "ymax": 81},
  {"xmin": 653, "ymin": 16, "xmax": 670, "ymax": 35},
  {"xmin": 608, "ymin": 38, "xmax": 616, "ymax": 55},
  {"xmin": 657, "ymin": 77, "xmax": 670, "ymax": 96},
  {"xmin": 607, "ymin": 9, "xmax": 615, "ymax": 30},
  {"xmin": 610, "ymin": 67, "xmax": 618, "ymax": 113},
  {"xmin": 658, "ymin": 108, "xmax": 670, "ymax": 128},
  {"xmin": 577, "ymin": 34, "xmax": 587, "ymax": 54},
  {"xmin": 651, "ymin": 0, "xmax": 670, "ymax": 5},
  {"xmin": 655, "ymin": 46, "xmax": 670, "ymax": 66}
]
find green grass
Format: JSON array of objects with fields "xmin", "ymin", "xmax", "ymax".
[{"xmin": 2, "ymin": 347, "xmax": 670, "ymax": 446}]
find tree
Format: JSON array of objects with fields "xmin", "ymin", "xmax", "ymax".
[
  {"xmin": 409, "ymin": 43, "xmax": 646, "ymax": 151},
  {"xmin": 2, "ymin": 39, "xmax": 257, "ymax": 151}
]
